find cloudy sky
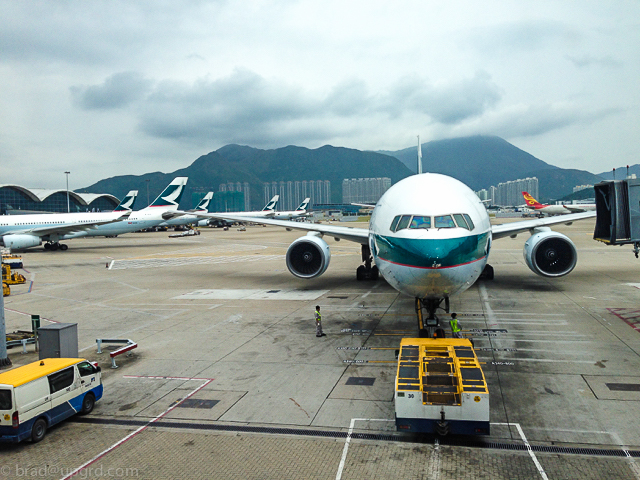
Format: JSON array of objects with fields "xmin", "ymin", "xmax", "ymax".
[{"xmin": 2, "ymin": 1, "xmax": 639, "ymax": 190}]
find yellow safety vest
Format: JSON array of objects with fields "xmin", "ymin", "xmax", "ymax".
[{"xmin": 449, "ymin": 318, "xmax": 460, "ymax": 333}]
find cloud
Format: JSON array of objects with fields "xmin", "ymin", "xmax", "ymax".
[
  {"xmin": 565, "ymin": 54, "xmax": 622, "ymax": 69},
  {"xmin": 70, "ymin": 72, "xmax": 153, "ymax": 110}
]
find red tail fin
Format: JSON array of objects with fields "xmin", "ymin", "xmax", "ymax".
[{"xmin": 522, "ymin": 191, "xmax": 544, "ymax": 209}]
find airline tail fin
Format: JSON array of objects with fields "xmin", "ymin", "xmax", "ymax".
[
  {"xmin": 114, "ymin": 190, "xmax": 138, "ymax": 211},
  {"xmin": 522, "ymin": 191, "xmax": 544, "ymax": 209},
  {"xmin": 296, "ymin": 198, "xmax": 311, "ymax": 212},
  {"xmin": 194, "ymin": 192, "xmax": 214, "ymax": 212},
  {"xmin": 262, "ymin": 195, "xmax": 279, "ymax": 211},
  {"xmin": 147, "ymin": 177, "xmax": 188, "ymax": 210}
]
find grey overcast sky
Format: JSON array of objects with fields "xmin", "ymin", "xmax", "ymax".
[{"xmin": 1, "ymin": 1, "xmax": 639, "ymax": 190}]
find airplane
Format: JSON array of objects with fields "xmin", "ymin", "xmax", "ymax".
[
  {"xmin": 205, "ymin": 195, "xmax": 280, "ymax": 227},
  {"xmin": 0, "ymin": 178, "xmax": 187, "ymax": 251},
  {"xmin": 113, "ymin": 190, "xmax": 138, "ymax": 212},
  {"xmin": 272, "ymin": 198, "xmax": 311, "ymax": 220},
  {"xmin": 159, "ymin": 191, "xmax": 214, "ymax": 229},
  {"xmin": 522, "ymin": 192, "xmax": 596, "ymax": 215},
  {"xmin": 199, "ymin": 171, "xmax": 596, "ymax": 336}
]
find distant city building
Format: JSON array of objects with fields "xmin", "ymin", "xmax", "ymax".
[
  {"xmin": 263, "ymin": 179, "xmax": 330, "ymax": 209},
  {"xmin": 219, "ymin": 182, "xmax": 250, "ymax": 211},
  {"xmin": 573, "ymin": 184, "xmax": 593, "ymax": 193},
  {"xmin": 479, "ymin": 177, "xmax": 538, "ymax": 207},
  {"xmin": 0, "ymin": 184, "xmax": 119, "ymax": 214},
  {"xmin": 342, "ymin": 177, "xmax": 391, "ymax": 204}
]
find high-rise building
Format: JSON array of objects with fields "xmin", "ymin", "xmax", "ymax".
[{"xmin": 342, "ymin": 178, "xmax": 391, "ymax": 204}]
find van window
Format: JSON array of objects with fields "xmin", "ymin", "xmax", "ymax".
[
  {"xmin": 77, "ymin": 361, "xmax": 96, "ymax": 377},
  {"xmin": 48, "ymin": 367, "xmax": 74, "ymax": 393},
  {"xmin": 0, "ymin": 389, "xmax": 11, "ymax": 410}
]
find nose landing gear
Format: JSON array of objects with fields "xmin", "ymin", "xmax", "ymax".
[
  {"xmin": 415, "ymin": 297, "xmax": 449, "ymax": 338},
  {"xmin": 356, "ymin": 245, "xmax": 379, "ymax": 281}
]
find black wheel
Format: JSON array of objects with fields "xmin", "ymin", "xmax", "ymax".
[
  {"xmin": 80, "ymin": 393, "xmax": 95, "ymax": 415},
  {"xmin": 370, "ymin": 265, "xmax": 379, "ymax": 280},
  {"xmin": 31, "ymin": 418, "xmax": 47, "ymax": 443},
  {"xmin": 60, "ymin": 244, "xmax": 68, "ymax": 251},
  {"xmin": 43, "ymin": 243, "xmax": 51, "ymax": 251},
  {"xmin": 356, "ymin": 265, "xmax": 365, "ymax": 281},
  {"xmin": 50, "ymin": 243, "xmax": 59, "ymax": 251}
]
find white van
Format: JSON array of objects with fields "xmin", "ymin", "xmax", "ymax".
[{"xmin": 0, "ymin": 358, "xmax": 102, "ymax": 443}]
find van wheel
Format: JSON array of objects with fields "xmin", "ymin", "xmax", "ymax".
[
  {"xmin": 80, "ymin": 393, "xmax": 95, "ymax": 415},
  {"xmin": 31, "ymin": 418, "xmax": 47, "ymax": 443}
]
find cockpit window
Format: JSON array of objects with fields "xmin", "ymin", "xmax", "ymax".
[
  {"xmin": 434, "ymin": 215, "xmax": 455, "ymax": 228},
  {"xmin": 396, "ymin": 215, "xmax": 412, "ymax": 232},
  {"xmin": 453, "ymin": 214, "xmax": 469, "ymax": 230},
  {"xmin": 390, "ymin": 215, "xmax": 401, "ymax": 232},
  {"xmin": 409, "ymin": 216, "xmax": 431, "ymax": 229},
  {"xmin": 463, "ymin": 214, "xmax": 475, "ymax": 231}
]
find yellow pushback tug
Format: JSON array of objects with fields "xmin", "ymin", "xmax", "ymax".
[{"xmin": 395, "ymin": 338, "xmax": 489, "ymax": 435}]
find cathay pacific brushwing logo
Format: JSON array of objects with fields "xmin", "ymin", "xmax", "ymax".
[{"xmin": 150, "ymin": 184, "xmax": 184, "ymax": 207}]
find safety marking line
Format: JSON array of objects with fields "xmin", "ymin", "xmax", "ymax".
[
  {"xmin": 59, "ymin": 376, "xmax": 213, "ymax": 480},
  {"xmin": 493, "ymin": 422, "xmax": 548, "ymax": 480},
  {"xmin": 4, "ymin": 308, "xmax": 59, "ymax": 323},
  {"xmin": 612, "ymin": 432, "xmax": 640, "ymax": 480},
  {"xmin": 336, "ymin": 418, "xmax": 394, "ymax": 480},
  {"xmin": 607, "ymin": 308, "xmax": 640, "ymax": 333}
]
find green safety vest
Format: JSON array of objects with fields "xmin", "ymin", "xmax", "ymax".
[{"xmin": 449, "ymin": 318, "xmax": 460, "ymax": 333}]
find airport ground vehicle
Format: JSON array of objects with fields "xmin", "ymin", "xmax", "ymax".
[
  {"xmin": 0, "ymin": 358, "xmax": 103, "ymax": 443},
  {"xmin": 2, "ymin": 264, "xmax": 25, "ymax": 285},
  {"xmin": 395, "ymin": 338, "xmax": 489, "ymax": 435}
]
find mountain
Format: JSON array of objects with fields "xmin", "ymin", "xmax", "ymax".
[
  {"xmin": 79, "ymin": 145, "xmax": 413, "ymax": 209},
  {"xmin": 380, "ymin": 136, "xmax": 603, "ymax": 201},
  {"xmin": 597, "ymin": 164, "xmax": 640, "ymax": 181}
]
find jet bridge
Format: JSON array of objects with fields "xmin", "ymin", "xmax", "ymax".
[{"xmin": 593, "ymin": 178, "xmax": 640, "ymax": 257}]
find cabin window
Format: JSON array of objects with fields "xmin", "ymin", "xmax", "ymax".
[
  {"xmin": 0, "ymin": 389, "xmax": 11, "ymax": 410},
  {"xmin": 48, "ymin": 367, "xmax": 75, "ymax": 394},
  {"xmin": 395, "ymin": 215, "xmax": 412, "ymax": 232},
  {"xmin": 409, "ymin": 216, "xmax": 431, "ymax": 229},
  {"xmin": 463, "ymin": 214, "xmax": 475, "ymax": 231},
  {"xmin": 434, "ymin": 215, "xmax": 455, "ymax": 228},
  {"xmin": 453, "ymin": 214, "xmax": 469, "ymax": 230}
]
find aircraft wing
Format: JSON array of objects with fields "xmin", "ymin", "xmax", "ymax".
[
  {"xmin": 491, "ymin": 211, "xmax": 596, "ymax": 240},
  {"xmin": 8, "ymin": 212, "xmax": 132, "ymax": 237},
  {"xmin": 199, "ymin": 213, "xmax": 370, "ymax": 244}
]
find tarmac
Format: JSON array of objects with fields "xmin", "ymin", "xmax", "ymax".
[{"xmin": 2, "ymin": 216, "xmax": 640, "ymax": 479}]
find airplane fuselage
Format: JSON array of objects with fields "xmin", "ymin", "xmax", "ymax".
[{"xmin": 368, "ymin": 174, "xmax": 492, "ymax": 299}]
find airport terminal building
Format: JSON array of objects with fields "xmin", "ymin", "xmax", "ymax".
[{"xmin": 0, "ymin": 184, "xmax": 119, "ymax": 214}]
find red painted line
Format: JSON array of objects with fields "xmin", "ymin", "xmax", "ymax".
[
  {"xmin": 607, "ymin": 308, "xmax": 640, "ymax": 332},
  {"xmin": 4, "ymin": 308, "xmax": 59, "ymax": 323}
]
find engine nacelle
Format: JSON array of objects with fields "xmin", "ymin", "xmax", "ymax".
[
  {"xmin": 1, "ymin": 234, "xmax": 42, "ymax": 249},
  {"xmin": 524, "ymin": 231, "xmax": 577, "ymax": 277},
  {"xmin": 286, "ymin": 234, "xmax": 331, "ymax": 279}
]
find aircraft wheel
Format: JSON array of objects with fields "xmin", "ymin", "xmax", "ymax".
[
  {"xmin": 50, "ymin": 243, "xmax": 59, "ymax": 251},
  {"xmin": 60, "ymin": 244, "xmax": 68, "ymax": 251},
  {"xmin": 371, "ymin": 265, "xmax": 379, "ymax": 280},
  {"xmin": 356, "ymin": 265, "xmax": 365, "ymax": 281},
  {"xmin": 43, "ymin": 243, "xmax": 51, "ymax": 250}
]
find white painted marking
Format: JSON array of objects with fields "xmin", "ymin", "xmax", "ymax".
[
  {"xmin": 60, "ymin": 378, "xmax": 212, "ymax": 480},
  {"xmin": 492, "ymin": 423, "xmax": 548, "ymax": 480},
  {"xmin": 612, "ymin": 432, "xmax": 640, "ymax": 480},
  {"xmin": 625, "ymin": 283, "xmax": 640, "ymax": 290},
  {"xmin": 112, "ymin": 254, "xmax": 284, "ymax": 270},
  {"xmin": 336, "ymin": 418, "xmax": 394, "ymax": 480},
  {"xmin": 174, "ymin": 288, "xmax": 328, "ymax": 301}
]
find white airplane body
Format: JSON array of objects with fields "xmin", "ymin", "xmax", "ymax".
[
  {"xmin": 161, "ymin": 191, "xmax": 213, "ymax": 227},
  {"xmin": 522, "ymin": 191, "xmax": 596, "ymax": 215},
  {"xmin": 0, "ymin": 178, "xmax": 188, "ymax": 250},
  {"xmin": 203, "ymin": 173, "xmax": 595, "ymax": 333},
  {"xmin": 272, "ymin": 198, "xmax": 311, "ymax": 220}
]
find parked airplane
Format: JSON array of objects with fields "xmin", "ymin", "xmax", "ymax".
[
  {"xmin": 160, "ymin": 191, "xmax": 213, "ymax": 228},
  {"xmin": 113, "ymin": 190, "xmax": 138, "ymax": 212},
  {"xmin": 206, "ymin": 195, "xmax": 279, "ymax": 227},
  {"xmin": 0, "ymin": 178, "xmax": 187, "ymax": 251},
  {"xmin": 522, "ymin": 192, "xmax": 596, "ymax": 215},
  {"xmin": 273, "ymin": 198, "xmax": 311, "ymax": 220},
  {"xmin": 201, "ymin": 174, "xmax": 595, "ymax": 336}
]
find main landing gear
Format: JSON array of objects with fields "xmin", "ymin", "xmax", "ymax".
[
  {"xmin": 356, "ymin": 245, "xmax": 378, "ymax": 281},
  {"xmin": 415, "ymin": 297, "xmax": 450, "ymax": 338},
  {"xmin": 43, "ymin": 242, "xmax": 68, "ymax": 251}
]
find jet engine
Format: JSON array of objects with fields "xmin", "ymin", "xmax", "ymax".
[
  {"xmin": 523, "ymin": 230, "xmax": 577, "ymax": 277},
  {"xmin": 1, "ymin": 234, "xmax": 42, "ymax": 249},
  {"xmin": 286, "ymin": 234, "xmax": 331, "ymax": 279}
]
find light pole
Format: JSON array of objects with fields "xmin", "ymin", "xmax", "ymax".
[{"xmin": 64, "ymin": 171, "xmax": 71, "ymax": 213}]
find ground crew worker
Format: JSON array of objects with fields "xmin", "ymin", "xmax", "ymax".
[
  {"xmin": 315, "ymin": 305, "xmax": 326, "ymax": 337},
  {"xmin": 449, "ymin": 313, "xmax": 462, "ymax": 338}
]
